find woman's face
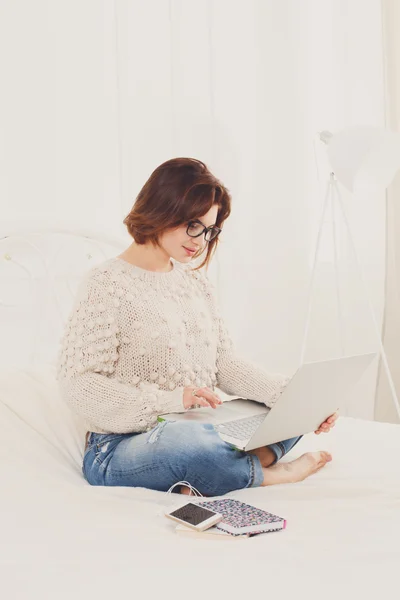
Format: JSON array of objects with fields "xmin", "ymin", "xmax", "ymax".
[{"xmin": 159, "ymin": 204, "xmax": 219, "ymax": 263}]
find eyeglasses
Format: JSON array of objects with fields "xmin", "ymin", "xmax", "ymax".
[{"xmin": 186, "ymin": 220, "xmax": 222, "ymax": 242}]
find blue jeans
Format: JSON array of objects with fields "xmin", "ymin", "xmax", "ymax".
[{"xmin": 83, "ymin": 421, "xmax": 302, "ymax": 497}]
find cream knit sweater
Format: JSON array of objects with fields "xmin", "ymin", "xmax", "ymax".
[{"xmin": 57, "ymin": 257, "xmax": 289, "ymax": 434}]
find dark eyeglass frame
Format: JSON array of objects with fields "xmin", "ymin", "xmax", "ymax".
[{"xmin": 186, "ymin": 219, "xmax": 222, "ymax": 242}]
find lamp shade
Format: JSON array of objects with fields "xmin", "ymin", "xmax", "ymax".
[{"xmin": 320, "ymin": 127, "xmax": 400, "ymax": 193}]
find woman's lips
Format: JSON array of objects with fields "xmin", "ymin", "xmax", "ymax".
[{"xmin": 183, "ymin": 246, "xmax": 196, "ymax": 255}]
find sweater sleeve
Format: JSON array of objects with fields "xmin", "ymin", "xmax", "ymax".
[
  {"xmin": 200, "ymin": 272, "xmax": 291, "ymax": 408},
  {"xmin": 57, "ymin": 271, "xmax": 185, "ymax": 434}
]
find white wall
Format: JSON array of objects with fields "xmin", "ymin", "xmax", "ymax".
[
  {"xmin": 0, "ymin": 0, "xmax": 387, "ymax": 419},
  {"xmin": 375, "ymin": 0, "xmax": 400, "ymax": 424}
]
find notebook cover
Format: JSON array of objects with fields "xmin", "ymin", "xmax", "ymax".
[{"xmin": 197, "ymin": 498, "xmax": 286, "ymax": 535}]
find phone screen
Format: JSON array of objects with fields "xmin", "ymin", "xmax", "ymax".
[{"xmin": 170, "ymin": 503, "xmax": 217, "ymax": 526}]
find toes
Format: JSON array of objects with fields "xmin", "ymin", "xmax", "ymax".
[
  {"xmin": 318, "ymin": 451, "xmax": 332, "ymax": 461},
  {"xmin": 316, "ymin": 451, "xmax": 332, "ymax": 468}
]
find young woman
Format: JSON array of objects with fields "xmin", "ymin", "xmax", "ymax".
[{"xmin": 57, "ymin": 157, "xmax": 336, "ymax": 496}]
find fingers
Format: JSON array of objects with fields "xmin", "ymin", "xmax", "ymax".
[
  {"xmin": 195, "ymin": 387, "xmax": 222, "ymax": 409},
  {"xmin": 315, "ymin": 425, "xmax": 327, "ymax": 433},
  {"xmin": 195, "ymin": 397, "xmax": 216, "ymax": 409},
  {"xmin": 183, "ymin": 386, "xmax": 222, "ymax": 410},
  {"xmin": 316, "ymin": 412, "xmax": 339, "ymax": 433},
  {"xmin": 315, "ymin": 422, "xmax": 336, "ymax": 434}
]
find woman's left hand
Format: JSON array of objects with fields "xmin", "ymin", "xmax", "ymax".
[{"xmin": 314, "ymin": 412, "xmax": 339, "ymax": 435}]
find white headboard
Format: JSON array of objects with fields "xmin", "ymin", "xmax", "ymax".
[{"xmin": 0, "ymin": 228, "xmax": 126, "ymax": 368}]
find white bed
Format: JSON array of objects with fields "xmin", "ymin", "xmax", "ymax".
[{"xmin": 1, "ymin": 229, "xmax": 399, "ymax": 600}]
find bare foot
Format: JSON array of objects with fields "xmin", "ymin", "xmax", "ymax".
[{"xmin": 261, "ymin": 451, "xmax": 332, "ymax": 486}]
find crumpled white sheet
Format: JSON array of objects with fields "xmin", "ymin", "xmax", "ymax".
[{"xmin": 1, "ymin": 365, "xmax": 399, "ymax": 600}]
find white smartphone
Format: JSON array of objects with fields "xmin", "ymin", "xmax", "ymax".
[{"xmin": 165, "ymin": 502, "xmax": 222, "ymax": 532}]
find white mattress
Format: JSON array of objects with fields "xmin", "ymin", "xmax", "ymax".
[{"xmin": 1, "ymin": 365, "xmax": 399, "ymax": 600}]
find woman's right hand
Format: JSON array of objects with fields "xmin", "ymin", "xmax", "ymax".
[{"xmin": 183, "ymin": 386, "xmax": 222, "ymax": 410}]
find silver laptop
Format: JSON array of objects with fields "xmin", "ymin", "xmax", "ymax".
[{"xmin": 160, "ymin": 352, "xmax": 376, "ymax": 451}]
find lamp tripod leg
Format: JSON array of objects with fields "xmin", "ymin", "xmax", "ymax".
[
  {"xmin": 331, "ymin": 186, "xmax": 345, "ymax": 357},
  {"xmin": 334, "ymin": 181, "xmax": 400, "ymax": 421}
]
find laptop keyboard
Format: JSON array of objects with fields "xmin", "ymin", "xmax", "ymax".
[{"xmin": 215, "ymin": 413, "xmax": 266, "ymax": 441}]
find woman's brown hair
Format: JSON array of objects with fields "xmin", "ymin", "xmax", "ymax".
[{"xmin": 123, "ymin": 157, "xmax": 231, "ymax": 271}]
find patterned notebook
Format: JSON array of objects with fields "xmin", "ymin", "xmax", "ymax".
[{"xmin": 197, "ymin": 498, "xmax": 287, "ymax": 535}]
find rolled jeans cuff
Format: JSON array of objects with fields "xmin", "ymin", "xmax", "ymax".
[
  {"xmin": 268, "ymin": 436, "xmax": 303, "ymax": 466},
  {"xmin": 246, "ymin": 454, "xmax": 265, "ymax": 488}
]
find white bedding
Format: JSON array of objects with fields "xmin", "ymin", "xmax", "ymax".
[{"xmin": 1, "ymin": 365, "xmax": 399, "ymax": 600}]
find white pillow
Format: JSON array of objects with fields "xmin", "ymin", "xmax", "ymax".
[{"xmin": 0, "ymin": 364, "xmax": 87, "ymax": 465}]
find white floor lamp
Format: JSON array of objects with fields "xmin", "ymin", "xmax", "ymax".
[{"xmin": 300, "ymin": 126, "xmax": 400, "ymax": 421}]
